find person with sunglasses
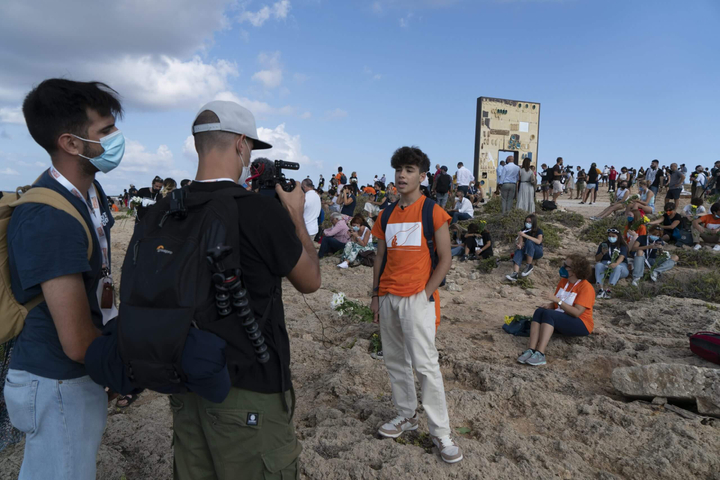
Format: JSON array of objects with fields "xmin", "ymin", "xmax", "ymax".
[{"xmin": 517, "ymin": 254, "xmax": 595, "ymax": 366}]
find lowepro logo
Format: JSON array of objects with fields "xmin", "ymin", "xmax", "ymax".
[{"xmin": 156, "ymin": 245, "xmax": 173, "ymax": 255}]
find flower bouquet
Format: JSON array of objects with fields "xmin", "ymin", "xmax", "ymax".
[
  {"xmin": 623, "ymin": 194, "xmax": 640, "ymax": 206},
  {"xmin": 602, "ymin": 249, "xmax": 621, "ymax": 283},
  {"xmin": 129, "ymin": 196, "xmax": 143, "ymax": 210},
  {"xmin": 647, "ymin": 251, "xmax": 671, "ymax": 279}
]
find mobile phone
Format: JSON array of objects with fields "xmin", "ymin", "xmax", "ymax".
[{"xmin": 601, "ymin": 242, "xmax": 609, "ymax": 250}]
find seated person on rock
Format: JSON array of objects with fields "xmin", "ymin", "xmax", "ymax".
[
  {"xmin": 683, "ymin": 197, "xmax": 706, "ymax": 222},
  {"xmin": 318, "ymin": 212, "xmax": 350, "ymax": 258},
  {"xmin": 590, "ymin": 181, "xmax": 631, "ymax": 220},
  {"xmin": 365, "ymin": 192, "xmax": 396, "ymax": 219},
  {"xmin": 506, "ymin": 214, "xmax": 543, "ymax": 281},
  {"xmin": 594, "ymin": 228, "xmax": 629, "ymax": 299},
  {"xmin": 447, "ymin": 189, "xmax": 474, "ymax": 224},
  {"xmin": 626, "ymin": 180, "xmax": 655, "ymax": 215},
  {"xmin": 517, "ymin": 254, "xmax": 596, "ymax": 367},
  {"xmin": 631, "ymin": 224, "xmax": 678, "ymax": 283},
  {"xmin": 459, "ymin": 223, "xmax": 493, "ymax": 262},
  {"xmin": 648, "ymin": 202, "xmax": 683, "ymax": 243},
  {"xmin": 691, "ymin": 201, "xmax": 720, "ymax": 251},
  {"xmin": 337, "ymin": 214, "xmax": 375, "ymax": 269}
]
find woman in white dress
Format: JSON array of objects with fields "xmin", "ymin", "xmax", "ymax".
[{"xmin": 516, "ymin": 157, "xmax": 536, "ymax": 213}]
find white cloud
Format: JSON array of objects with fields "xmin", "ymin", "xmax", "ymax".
[
  {"xmin": 300, "ymin": 112, "xmax": 312, "ymax": 119},
  {"xmin": 214, "ymin": 91, "xmax": 296, "ymax": 117},
  {"xmin": 325, "ymin": 108, "xmax": 348, "ymax": 120},
  {"xmin": 254, "ymin": 123, "xmax": 319, "ymax": 168},
  {"xmin": 399, "ymin": 13, "xmax": 413, "ymax": 28},
  {"xmin": 363, "ymin": 66, "xmax": 383, "ymax": 81},
  {"xmin": 293, "ymin": 73, "xmax": 309, "ymax": 84},
  {"xmin": 252, "ymin": 51, "xmax": 283, "ymax": 89},
  {"xmin": 0, "ymin": 167, "xmax": 19, "ymax": 175},
  {"xmin": 240, "ymin": 0, "xmax": 291, "ymax": 27},
  {"xmin": 183, "ymin": 135, "xmax": 197, "ymax": 159},
  {"xmin": 0, "ymin": 106, "xmax": 24, "ymax": 124}
]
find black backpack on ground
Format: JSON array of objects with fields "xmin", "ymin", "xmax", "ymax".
[
  {"xmin": 435, "ymin": 173, "xmax": 452, "ymax": 194},
  {"xmin": 117, "ymin": 186, "xmax": 268, "ymax": 392},
  {"xmin": 541, "ymin": 200, "xmax": 557, "ymax": 211}
]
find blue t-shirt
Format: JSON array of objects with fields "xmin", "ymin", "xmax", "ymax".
[
  {"xmin": 8, "ymin": 170, "xmax": 114, "ymax": 380},
  {"xmin": 341, "ymin": 194, "xmax": 357, "ymax": 217},
  {"xmin": 596, "ymin": 243, "xmax": 628, "ymax": 263}
]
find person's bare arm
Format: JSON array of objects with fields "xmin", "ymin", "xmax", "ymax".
[
  {"xmin": 693, "ymin": 218, "xmax": 706, "ymax": 233},
  {"xmin": 276, "ymin": 184, "xmax": 321, "ymax": 294},
  {"xmin": 42, "ymin": 274, "xmax": 99, "ymax": 363},
  {"xmin": 356, "ymin": 228, "xmax": 371, "ymax": 247},
  {"xmin": 425, "ymin": 223, "xmax": 451, "ymax": 299}
]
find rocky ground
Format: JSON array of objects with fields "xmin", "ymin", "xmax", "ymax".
[{"xmin": 2, "ymin": 189, "xmax": 719, "ymax": 480}]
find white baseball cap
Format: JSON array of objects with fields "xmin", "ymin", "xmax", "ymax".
[{"xmin": 192, "ymin": 100, "xmax": 272, "ymax": 150}]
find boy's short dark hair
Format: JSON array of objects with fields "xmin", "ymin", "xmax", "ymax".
[
  {"xmin": 711, "ymin": 202, "xmax": 720, "ymax": 214},
  {"xmin": 467, "ymin": 223, "xmax": 480, "ymax": 234},
  {"xmin": 664, "ymin": 202, "xmax": 676, "ymax": 211},
  {"xmin": 390, "ymin": 146, "xmax": 430, "ymax": 173},
  {"xmin": 180, "ymin": 179, "xmax": 191, "ymax": 187},
  {"xmin": 23, "ymin": 78, "xmax": 123, "ymax": 155}
]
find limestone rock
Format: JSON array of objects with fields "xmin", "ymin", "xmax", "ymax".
[
  {"xmin": 446, "ymin": 282, "xmax": 463, "ymax": 292},
  {"xmin": 469, "ymin": 272, "xmax": 479, "ymax": 280},
  {"xmin": 612, "ymin": 364, "xmax": 720, "ymax": 417}
]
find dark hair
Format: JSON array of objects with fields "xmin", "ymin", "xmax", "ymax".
[
  {"xmin": 193, "ymin": 110, "xmax": 236, "ymax": 155},
  {"xmin": 467, "ymin": 223, "xmax": 480, "ymax": 234},
  {"xmin": 391, "ymin": 146, "xmax": 431, "ymax": 174},
  {"xmin": 522, "ymin": 157, "xmax": 531, "ymax": 171},
  {"xmin": 711, "ymin": 202, "xmax": 720, "ymax": 214},
  {"xmin": 691, "ymin": 197, "xmax": 704, "ymax": 207},
  {"xmin": 350, "ymin": 214, "xmax": 369, "ymax": 228},
  {"xmin": 652, "ymin": 159, "xmax": 659, "ymax": 164},
  {"xmin": 566, "ymin": 254, "xmax": 591, "ymax": 281},
  {"xmin": 22, "ymin": 79, "xmax": 123, "ymax": 155},
  {"xmin": 556, "ymin": 157, "xmax": 563, "ymax": 162},
  {"xmin": 338, "ymin": 166, "xmax": 343, "ymax": 172},
  {"xmin": 525, "ymin": 214, "xmax": 539, "ymax": 237},
  {"xmin": 180, "ymin": 179, "xmax": 191, "ymax": 187},
  {"xmin": 664, "ymin": 202, "xmax": 676, "ymax": 212}
]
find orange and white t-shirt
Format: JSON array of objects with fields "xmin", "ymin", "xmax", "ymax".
[
  {"xmin": 554, "ymin": 279, "xmax": 595, "ymax": 333},
  {"xmin": 699, "ymin": 214, "xmax": 720, "ymax": 231}
]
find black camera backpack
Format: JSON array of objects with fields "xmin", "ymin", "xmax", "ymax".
[{"xmin": 117, "ymin": 186, "xmax": 257, "ymax": 392}]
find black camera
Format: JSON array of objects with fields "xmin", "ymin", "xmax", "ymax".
[{"xmin": 259, "ymin": 160, "xmax": 300, "ymax": 197}]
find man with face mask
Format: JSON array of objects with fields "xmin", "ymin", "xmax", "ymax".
[
  {"xmin": 135, "ymin": 175, "xmax": 164, "ymax": 221},
  {"xmin": 4, "ymin": 79, "xmax": 124, "ymax": 479},
  {"xmin": 170, "ymin": 101, "xmax": 320, "ymax": 479}
]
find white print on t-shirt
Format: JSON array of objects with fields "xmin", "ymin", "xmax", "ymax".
[
  {"xmin": 707, "ymin": 223, "xmax": 720, "ymax": 231},
  {"xmin": 555, "ymin": 280, "xmax": 581, "ymax": 313},
  {"xmin": 385, "ymin": 222, "xmax": 422, "ymax": 251}
]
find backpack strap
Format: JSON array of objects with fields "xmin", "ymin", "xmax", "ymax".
[
  {"xmin": 10, "ymin": 188, "xmax": 94, "ymax": 261},
  {"xmin": 421, "ymin": 198, "xmax": 445, "ymax": 290},
  {"xmin": 376, "ymin": 201, "xmax": 399, "ymax": 288}
]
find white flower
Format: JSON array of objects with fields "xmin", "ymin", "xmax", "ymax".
[{"xmin": 331, "ymin": 292, "xmax": 346, "ymax": 310}]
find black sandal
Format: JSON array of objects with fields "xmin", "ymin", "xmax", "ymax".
[{"xmin": 116, "ymin": 393, "xmax": 140, "ymax": 409}]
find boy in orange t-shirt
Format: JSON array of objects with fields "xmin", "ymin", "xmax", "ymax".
[
  {"xmin": 369, "ymin": 146, "xmax": 462, "ymax": 464},
  {"xmin": 691, "ymin": 202, "xmax": 720, "ymax": 250}
]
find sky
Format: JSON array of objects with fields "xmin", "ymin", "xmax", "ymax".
[{"xmin": 0, "ymin": 0, "xmax": 718, "ymax": 194}]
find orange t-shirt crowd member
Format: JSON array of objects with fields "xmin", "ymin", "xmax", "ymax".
[
  {"xmin": 371, "ymin": 196, "xmax": 451, "ymax": 329},
  {"xmin": 553, "ymin": 278, "xmax": 595, "ymax": 333},
  {"xmin": 697, "ymin": 213, "xmax": 720, "ymax": 231},
  {"xmin": 363, "ymin": 187, "xmax": 376, "ymax": 195},
  {"xmin": 623, "ymin": 223, "xmax": 646, "ymax": 244},
  {"xmin": 335, "ymin": 172, "xmax": 344, "ymax": 184}
]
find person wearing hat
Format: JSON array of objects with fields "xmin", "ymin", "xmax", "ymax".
[
  {"xmin": 431, "ymin": 165, "xmax": 452, "ymax": 209},
  {"xmin": 168, "ymin": 100, "xmax": 320, "ymax": 479}
]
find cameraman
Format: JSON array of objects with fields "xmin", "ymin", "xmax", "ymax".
[{"xmin": 174, "ymin": 100, "xmax": 320, "ymax": 479}]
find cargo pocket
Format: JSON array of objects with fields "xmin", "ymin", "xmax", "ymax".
[
  {"xmin": 262, "ymin": 438, "xmax": 302, "ymax": 480},
  {"xmin": 3, "ymin": 374, "xmax": 38, "ymax": 435}
]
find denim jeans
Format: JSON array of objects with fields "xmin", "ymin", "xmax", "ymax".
[
  {"xmin": 649, "ymin": 186, "xmax": 658, "ymax": 196},
  {"xmin": 4, "ymin": 370, "xmax": 107, "ymax": 480},
  {"xmin": 513, "ymin": 240, "xmax": 543, "ymax": 266},
  {"xmin": 435, "ymin": 192, "xmax": 449, "ymax": 210},
  {"xmin": 595, "ymin": 261, "xmax": 629, "ymax": 286},
  {"xmin": 318, "ymin": 236, "xmax": 346, "ymax": 258},
  {"xmin": 451, "ymin": 212, "xmax": 472, "ymax": 224},
  {"xmin": 633, "ymin": 256, "xmax": 676, "ymax": 279},
  {"xmin": 451, "ymin": 246, "xmax": 464, "ymax": 257}
]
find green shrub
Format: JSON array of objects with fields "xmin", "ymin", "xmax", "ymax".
[
  {"xmin": 483, "ymin": 197, "xmax": 501, "ymax": 214},
  {"xmin": 509, "ymin": 276, "xmax": 534, "ymax": 289},
  {"xmin": 336, "ymin": 299, "xmax": 374, "ymax": 323},
  {"xmin": 538, "ymin": 210, "xmax": 585, "ymax": 228},
  {"xmin": 468, "ymin": 209, "xmax": 562, "ymax": 251},
  {"xmin": 676, "ymin": 249, "xmax": 720, "ymax": 269},
  {"xmin": 477, "ymin": 256, "xmax": 499, "ymax": 273},
  {"xmin": 580, "ymin": 216, "xmax": 626, "ymax": 244},
  {"xmin": 613, "ymin": 271, "xmax": 720, "ymax": 304},
  {"xmin": 369, "ymin": 333, "xmax": 382, "ymax": 354}
]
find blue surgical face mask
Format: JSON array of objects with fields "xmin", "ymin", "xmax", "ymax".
[
  {"xmin": 72, "ymin": 130, "xmax": 125, "ymax": 173},
  {"xmin": 352, "ymin": 226, "xmax": 360, "ymax": 232},
  {"xmin": 525, "ymin": 222, "xmax": 532, "ymax": 229},
  {"xmin": 608, "ymin": 236, "xmax": 617, "ymax": 244},
  {"xmin": 627, "ymin": 216, "xmax": 635, "ymax": 223},
  {"xmin": 559, "ymin": 266, "xmax": 569, "ymax": 278},
  {"xmin": 649, "ymin": 235, "xmax": 659, "ymax": 242}
]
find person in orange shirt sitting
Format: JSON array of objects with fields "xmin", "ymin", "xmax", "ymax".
[
  {"xmin": 518, "ymin": 254, "xmax": 595, "ymax": 366},
  {"xmin": 691, "ymin": 202, "xmax": 720, "ymax": 251},
  {"xmin": 370, "ymin": 146, "xmax": 462, "ymax": 464}
]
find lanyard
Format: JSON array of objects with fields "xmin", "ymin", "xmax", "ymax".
[{"xmin": 49, "ymin": 167, "xmax": 110, "ymax": 271}]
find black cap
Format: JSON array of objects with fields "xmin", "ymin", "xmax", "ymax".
[{"xmin": 441, "ymin": 165, "xmax": 448, "ymax": 171}]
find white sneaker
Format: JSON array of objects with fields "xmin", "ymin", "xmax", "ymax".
[
  {"xmin": 430, "ymin": 435, "xmax": 463, "ymax": 464},
  {"xmin": 694, "ymin": 244, "xmax": 703, "ymax": 251},
  {"xmin": 337, "ymin": 261, "xmax": 349, "ymax": 269},
  {"xmin": 632, "ymin": 279, "xmax": 639, "ymax": 287},
  {"xmin": 650, "ymin": 271, "xmax": 659, "ymax": 282},
  {"xmin": 714, "ymin": 245, "xmax": 720, "ymax": 252},
  {"xmin": 378, "ymin": 414, "xmax": 418, "ymax": 438}
]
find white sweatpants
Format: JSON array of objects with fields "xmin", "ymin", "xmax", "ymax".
[{"xmin": 379, "ymin": 292, "xmax": 451, "ymax": 437}]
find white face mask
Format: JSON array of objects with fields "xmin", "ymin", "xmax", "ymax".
[{"xmin": 238, "ymin": 138, "xmax": 252, "ymax": 185}]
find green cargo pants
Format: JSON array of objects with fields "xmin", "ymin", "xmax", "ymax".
[{"xmin": 170, "ymin": 387, "xmax": 301, "ymax": 480}]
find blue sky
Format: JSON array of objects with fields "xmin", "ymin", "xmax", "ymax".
[{"xmin": 0, "ymin": 0, "xmax": 718, "ymax": 194}]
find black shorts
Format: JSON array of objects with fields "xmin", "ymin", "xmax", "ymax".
[{"xmin": 666, "ymin": 188, "xmax": 681, "ymax": 201}]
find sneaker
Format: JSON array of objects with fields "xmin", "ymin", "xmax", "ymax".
[
  {"xmin": 370, "ymin": 350, "xmax": 384, "ymax": 360},
  {"xmin": 596, "ymin": 289, "xmax": 605, "ymax": 299},
  {"xmin": 378, "ymin": 414, "xmax": 419, "ymax": 438},
  {"xmin": 579, "ymin": 201, "xmax": 585, "ymax": 205},
  {"xmin": 517, "ymin": 349, "xmax": 534, "ymax": 364},
  {"xmin": 337, "ymin": 261, "xmax": 349, "ymax": 269},
  {"xmin": 505, "ymin": 272, "xmax": 519, "ymax": 282},
  {"xmin": 521, "ymin": 264, "xmax": 534, "ymax": 277},
  {"xmin": 694, "ymin": 244, "xmax": 703, "ymax": 251},
  {"xmin": 430, "ymin": 435, "xmax": 463, "ymax": 464},
  {"xmin": 604, "ymin": 289, "xmax": 612, "ymax": 299},
  {"xmin": 459, "ymin": 254, "xmax": 467, "ymax": 262},
  {"xmin": 714, "ymin": 245, "xmax": 720, "ymax": 252},
  {"xmin": 632, "ymin": 279, "xmax": 639, "ymax": 287},
  {"xmin": 526, "ymin": 351, "xmax": 547, "ymax": 366},
  {"xmin": 589, "ymin": 202, "xmax": 593, "ymax": 205},
  {"xmin": 650, "ymin": 271, "xmax": 659, "ymax": 282}
]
